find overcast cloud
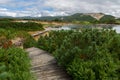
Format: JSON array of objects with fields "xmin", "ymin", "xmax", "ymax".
[{"xmin": 0, "ymin": 0, "xmax": 120, "ymax": 17}]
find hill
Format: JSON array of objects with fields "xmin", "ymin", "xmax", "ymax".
[
  {"xmin": 36, "ymin": 13, "xmax": 116, "ymax": 24},
  {"xmin": 84, "ymin": 13, "xmax": 104, "ymax": 20},
  {"xmin": 0, "ymin": 13, "xmax": 117, "ymax": 24},
  {"xmin": 64, "ymin": 13, "xmax": 97, "ymax": 22},
  {"xmin": 99, "ymin": 15, "xmax": 116, "ymax": 23},
  {"xmin": 37, "ymin": 13, "xmax": 102, "ymax": 22}
]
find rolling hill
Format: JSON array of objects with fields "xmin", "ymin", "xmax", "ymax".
[{"xmin": 0, "ymin": 13, "xmax": 117, "ymax": 24}]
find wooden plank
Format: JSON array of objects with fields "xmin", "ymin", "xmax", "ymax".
[{"xmin": 26, "ymin": 47, "xmax": 71, "ymax": 80}]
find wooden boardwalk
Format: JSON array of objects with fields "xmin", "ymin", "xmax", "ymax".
[
  {"xmin": 31, "ymin": 27, "xmax": 60, "ymax": 37},
  {"xmin": 26, "ymin": 47, "xmax": 71, "ymax": 80}
]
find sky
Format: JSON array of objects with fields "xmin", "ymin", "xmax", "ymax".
[{"xmin": 0, "ymin": 0, "xmax": 120, "ymax": 17}]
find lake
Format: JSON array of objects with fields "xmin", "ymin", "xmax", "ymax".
[{"xmin": 56, "ymin": 24, "xmax": 120, "ymax": 33}]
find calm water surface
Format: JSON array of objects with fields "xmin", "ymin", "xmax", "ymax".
[{"xmin": 57, "ymin": 24, "xmax": 120, "ymax": 33}]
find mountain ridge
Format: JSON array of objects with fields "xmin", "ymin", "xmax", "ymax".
[
  {"xmin": 0, "ymin": 13, "xmax": 117, "ymax": 23},
  {"xmin": 0, "ymin": 13, "xmax": 115, "ymax": 19}
]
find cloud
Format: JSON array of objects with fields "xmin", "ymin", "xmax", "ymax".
[
  {"xmin": 0, "ymin": 8, "xmax": 16, "ymax": 17},
  {"xmin": 44, "ymin": 0, "xmax": 120, "ymax": 17},
  {"xmin": 0, "ymin": 0, "xmax": 12, "ymax": 4},
  {"xmin": 0, "ymin": 0, "xmax": 120, "ymax": 17}
]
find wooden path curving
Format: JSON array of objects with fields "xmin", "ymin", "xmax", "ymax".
[
  {"xmin": 26, "ymin": 47, "xmax": 71, "ymax": 80},
  {"xmin": 31, "ymin": 27, "xmax": 59, "ymax": 37}
]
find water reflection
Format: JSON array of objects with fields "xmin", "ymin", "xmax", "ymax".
[
  {"xmin": 58, "ymin": 24, "xmax": 120, "ymax": 33},
  {"xmin": 112, "ymin": 25, "xmax": 120, "ymax": 33}
]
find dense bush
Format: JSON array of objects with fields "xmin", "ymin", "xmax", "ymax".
[
  {"xmin": 38, "ymin": 29, "xmax": 120, "ymax": 80},
  {"xmin": 0, "ymin": 28, "xmax": 16, "ymax": 40},
  {"xmin": 23, "ymin": 36, "xmax": 37, "ymax": 48},
  {"xmin": 0, "ymin": 21, "xmax": 44, "ymax": 31},
  {"xmin": 38, "ymin": 30, "xmax": 74, "ymax": 52},
  {"xmin": 0, "ymin": 28, "xmax": 28, "ymax": 39},
  {"xmin": 0, "ymin": 47, "xmax": 33, "ymax": 80},
  {"xmin": 0, "ymin": 28, "xmax": 37, "ymax": 49}
]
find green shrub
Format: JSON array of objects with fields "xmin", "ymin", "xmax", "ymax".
[
  {"xmin": 23, "ymin": 36, "xmax": 37, "ymax": 48},
  {"xmin": 0, "ymin": 21, "xmax": 44, "ymax": 31},
  {"xmin": 38, "ymin": 30, "xmax": 74, "ymax": 52},
  {"xmin": 67, "ymin": 49, "xmax": 119, "ymax": 80},
  {"xmin": 37, "ymin": 29, "xmax": 120, "ymax": 80},
  {"xmin": 0, "ymin": 63, "xmax": 8, "ymax": 80},
  {"xmin": 0, "ymin": 47, "xmax": 33, "ymax": 80}
]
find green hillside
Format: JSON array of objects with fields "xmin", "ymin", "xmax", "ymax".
[
  {"xmin": 99, "ymin": 15, "xmax": 116, "ymax": 23},
  {"xmin": 64, "ymin": 13, "xmax": 97, "ymax": 22},
  {"xmin": 0, "ymin": 13, "xmax": 118, "ymax": 24},
  {"xmin": 37, "ymin": 13, "xmax": 116, "ymax": 24}
]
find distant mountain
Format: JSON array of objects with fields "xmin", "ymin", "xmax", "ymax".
[
  {"xmin": 37, "ymin": 13, "xmax": 117, "ymax": 24},
  {"xmin": 84, "ymin": 13, "xmax": 105, "ymax": 20},
  {"xmin": 35, "ymin": 13, "xmax": 117, "ymax": 23},
  {"xmin": 99, "ymin": 15, "xmax": 116, "ymax": 23},
  {"xmin": 0, "ymin": 13, "xmax": 116, "ymax": 23},
  {"xmin": 35, "ymin": 13, "xmax": 107, "ymax": 22},
  {"xmin": 64, "ymin": 13, "xmax": 97, "ymax": 22}
]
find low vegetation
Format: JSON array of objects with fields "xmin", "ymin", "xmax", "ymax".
[
  {"xmin": 0, "ymin": 21, "xmax": 44, "ymax": 31},
  {"xmin": 0, "ymin": 21, "xmax": 43, "ymax": 80},
  {"xmin": 0, "ymin": 28, "xmax": 36, "ymax": 48},
  {"xmin": 0, "ymin": 47, "xmax": 33, "ymax": 80},
  {"xmin": 0, "ymin": 21, "xmax": 43, "ymax": 48},
  {"xmin": 23, "ymin": 35, "xmax": 37, "ymax": 48},
  {"xmin": 38, "ymin": 29, "xmax": 120, "ymax": 80}
]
